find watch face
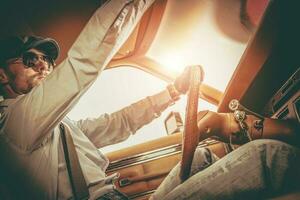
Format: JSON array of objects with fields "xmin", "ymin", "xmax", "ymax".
[{"xmin": 229, "ymin": 99, "xmax": 239, "ymax": 111}]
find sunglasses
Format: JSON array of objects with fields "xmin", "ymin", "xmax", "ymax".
[
  {"xmin": 7, "ymin": 51, "xmax": 55, "ymax": 68},
  {"xmin": 22, "ymin": 51, "xmax": 55, "ymax": 68}
]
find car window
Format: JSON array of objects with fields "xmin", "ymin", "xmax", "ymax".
[{"xmin": 67, "ymin": 67, "xmax": 217, "ymax": 153}]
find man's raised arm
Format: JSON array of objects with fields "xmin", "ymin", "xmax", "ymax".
[{"xmin": 4, "ymin": 0, "xmax": 155, "ymax": 150}]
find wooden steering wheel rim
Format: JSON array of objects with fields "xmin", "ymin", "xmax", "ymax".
[{"xmin": 179, "ymin": 66, "xmax": 203, "ymax": 182}]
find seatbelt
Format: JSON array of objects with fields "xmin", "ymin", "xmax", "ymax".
[{"xmin": 59, "ymin": 123, "xmax": 90, "ymax": 200}]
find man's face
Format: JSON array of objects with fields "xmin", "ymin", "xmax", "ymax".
[{"xmin": 4, "ymin": 48, "xmax": 54, "ymax": 94}]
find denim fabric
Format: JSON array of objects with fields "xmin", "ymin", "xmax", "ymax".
[
  {"xmin": 151, "ymin": 147, "xmax": 219, "ymax": 199},
  {"xmin": 151, "ymin": 139, "xmax": 300, "ymax": 200}
]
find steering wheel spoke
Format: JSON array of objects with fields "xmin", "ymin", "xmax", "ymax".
[{"xmin": 180, "ymin": 65, "xmax": 204, "ymax": 182}]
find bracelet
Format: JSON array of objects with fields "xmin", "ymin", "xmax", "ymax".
[
  {"xmin": 229, "ymin": 110, "xmax": 253, "ymax": 145},
  {"xmin": 251, "ymin": 119, "xmax": 264, "ymax": 139},
  {"xmin": 229, "ymin": 99, "xmax": 265, "ymax": 143},
  {"xmin": 234, "ymin": 110, "xmax": 252, "ymax": 141},
  {"xmin": 167, "ymin": 84, "xmax": 180, "ymax": 101}
]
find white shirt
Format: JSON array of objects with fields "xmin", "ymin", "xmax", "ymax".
[{"xmin": 0, "ymin": 0, "xmax": 176, "ymax": 199}]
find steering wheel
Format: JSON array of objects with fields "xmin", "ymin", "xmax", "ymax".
[{"xmin": 179, "ymin": 65, "xmax": 204, "ymax": 182}]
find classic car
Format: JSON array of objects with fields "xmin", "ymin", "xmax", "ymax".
[{"xmin": 0, "ymin": 0, "xmax": 299, "ymax": 199}]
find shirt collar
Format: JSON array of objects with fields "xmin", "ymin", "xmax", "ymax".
[{"xmin": 0, "ymin": 96, "xmax": 23, "ymax": 107}]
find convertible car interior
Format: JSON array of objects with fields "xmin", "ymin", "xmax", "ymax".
[{"xmin": 0, "ymin": 0, "xmax": 299, "ymax": 199}]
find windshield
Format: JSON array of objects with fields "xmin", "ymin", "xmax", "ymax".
[
  {"xmin": 68, "ymin": 67, "xmax": 217, "ymax": 153},
  {"xmin": 68, "ymin": 0, "xmax": 258, "ymax": 153},
  {"xmin": 147, "ymin": 0, "xmax": 250, "ymax": 91}
]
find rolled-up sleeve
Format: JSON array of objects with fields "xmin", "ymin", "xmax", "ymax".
[
  {"xmin": 2, "ymin": 0, "xmax": 155, "ymax": 151},
  {"xmin": 75, "ymin": 89, "xmax": 174, "ymax": 148}
]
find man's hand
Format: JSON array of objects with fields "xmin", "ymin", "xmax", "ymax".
[
  {"xmin": 197, "ymin": 111, "xmax": 267, "ymax": 144},
  {"xmin": 174, "ymin": 65, "xmax": 204, "ymax": 94},
  {"xmin": 197, "ymin": 111, "xmax": 245, "ymax": 143},
  {"xmin": 197, "ymin": 111, "xmax": 232, "ymax": 142}
]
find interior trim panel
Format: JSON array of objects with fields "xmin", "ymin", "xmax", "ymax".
[{"xmin": 107, "ymin": 139, "xmax": 220, "ymax": 172}]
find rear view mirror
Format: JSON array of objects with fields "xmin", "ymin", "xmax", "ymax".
[{"xmin": 164, "ymin": 111, "xmax": 183, "ymax": 135}]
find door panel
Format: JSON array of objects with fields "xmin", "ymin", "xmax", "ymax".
[{"xmin": 106, "ymin": 133, "xmax": 228, "ymax": 199}]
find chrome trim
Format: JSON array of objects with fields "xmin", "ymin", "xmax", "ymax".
[{"xmin": 106, "ymin": 139, "xmax": 219, "ymax": 172}]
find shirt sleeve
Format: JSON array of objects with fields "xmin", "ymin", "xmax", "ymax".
[
  {"xmin": 2, "ymin": 0, "xmax": 155, "ymax": 151},
  {"xmin": 74, "ymin": 89, "xmax": 175, "ymax": 148}
]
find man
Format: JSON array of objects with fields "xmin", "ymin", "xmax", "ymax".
[
  {"xmin": 0, "ymin": 0, "xmax": 191, "ymax": 199},
  {"xmin": 1, "ymin": 1, "xmax": 299, "ymax": 200}
]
